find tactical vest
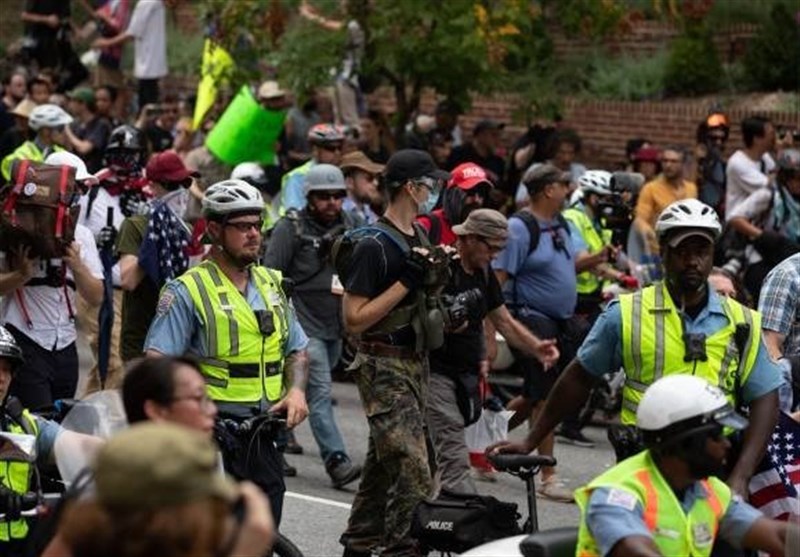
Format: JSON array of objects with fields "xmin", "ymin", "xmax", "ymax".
[
  {"xmin": 0, "ymin": 409, "xmax": 39, "ymax": 541},
  {"xmin": 563, "ymin": 207, "xmax": 612, "ymax": 295},
  {"xmin": 177, "ymin": 261, "xmax": 290, "ymax": 403},
  {"xmin": 576, "ymin": 450, "xmax": 730, "ymax": 557},
  {"xmin": 618, "ymin": 283, "xmax": 760, "ymax": 424}
]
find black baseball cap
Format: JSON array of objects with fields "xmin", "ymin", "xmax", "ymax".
[{"xmin": 384, "ymin": 149, "xmax": 450, "ymax": 184}]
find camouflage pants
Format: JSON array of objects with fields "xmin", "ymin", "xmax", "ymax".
[{"xmin": 341, "ymin": 352, "xmax": 432, "ymax": 557}]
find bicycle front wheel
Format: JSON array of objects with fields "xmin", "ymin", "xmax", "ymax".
[{"xmin": 270, "ymin": 533, "xmax": 304, "ymax": 557}]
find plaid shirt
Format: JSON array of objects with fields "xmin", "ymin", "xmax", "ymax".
[{"xmin": 759, "ymin": 253, "xmax": 800, "ymax": 354}]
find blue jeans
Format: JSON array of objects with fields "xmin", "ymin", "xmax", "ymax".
[{"xmin": 306, "ymin": 337, "xmax": 348, "ymax": 463}]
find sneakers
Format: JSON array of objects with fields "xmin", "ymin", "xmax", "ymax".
[
  {"xmin": 556, "ymin": 427, "xmax": 595, "ymax": 448},
  {"xmin": 537, "ymin": 475, "xmax": 575, "ymax": 503},
  {"xmin": 282, "ymin": 454, "xmax": 297, "ymax": 477},
  {"xmin": 327, "ymin": 453, "xmax": 362, "ymax": 489}
]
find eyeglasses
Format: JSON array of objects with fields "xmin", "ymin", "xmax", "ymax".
[
  {"xmin": 478, "ymin": 237, "xmax": 505, "ymax": 254},
  {"xmin": 411, "ymin": 176, "xmax": 442, "ymax": 195},
  {"xmin": 170, "ymin": 392, "xmax": 215, "ymax": 411},
  {"xmin": 313, "ymin": 191, "xmax": 347, "ymax": 201},
  {"xmin": 224, "ymin": 220, "xmax": 263, "ymax": 233}
]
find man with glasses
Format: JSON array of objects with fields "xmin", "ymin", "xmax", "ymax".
[
  {"xmin": 281, "ymin": 123, "xmax": 346, "ymax": 212},
  {"xmin": 634, "ymin": 146, "xmax": 698, "ymax": 255},
  {"xmin": 491, "ymin": 164, "xmax": 611, "ymax": 501},
  {"xmin": 418, "ymin": 162, "xmax": 491, "ymax": 246},
  {"xmin": 264, "ymin": 164, "xmax": 361, "ymax": 488},
  {"xmin": 340, "ymin": 149, "xmax": 450, "ymax": 557},
  {"xmin": 144, "ymin": 179, "xmax": 310, "ymax": 527},
  {"xmin": 1, "ymin": 104, "xmax": 71, "ymax": 182},
  {"xmin": 426, "ymin": 209, "xmax": 559, "ymax": 494}
]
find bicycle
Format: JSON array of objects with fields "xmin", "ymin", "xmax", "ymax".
[
  {"xmin": 214, "ymin": 412, "xmax": 305, "ymax": 557},
  {"xmin": 460, "ymin": 453, "xmax": 577, "ymax": 557}
]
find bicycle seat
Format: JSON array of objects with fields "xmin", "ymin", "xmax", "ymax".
[
  {"xmin": 519, "ymin": 527, "xmax": 578, "ymax": 557},
  {"xmin": 489, "ymin": 453, "xmax": 556, "ymax": 472}
]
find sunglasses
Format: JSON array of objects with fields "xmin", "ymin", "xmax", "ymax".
[
  {"xmin": 412, "ymin": 176, "xmax": 443, "ymax": 195},
  {"xmin": 225, "ymin": 220, "xmax": 263, "ymax": 233},
  {"xmin": 478, "ymin": 237, "xmax": 505, "ymax": 254},
  {"xmin": 313, "ymin": 191, "xmax": 347, "ymax": 201}
]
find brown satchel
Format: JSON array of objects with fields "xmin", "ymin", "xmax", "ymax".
[{"xmin": 0, "ymin": 160, "xmax": 80, "ymax": 259}]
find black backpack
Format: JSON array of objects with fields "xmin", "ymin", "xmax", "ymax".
[{"xmin": 511, "ymin": 210, "xmax": 571, "ymax": 255}]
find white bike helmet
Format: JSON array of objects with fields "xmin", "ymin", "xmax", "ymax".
[
  {"xmin": 654, "ymin": 199, "xmax": 722, "ymax": 245},
  {"xmin": 28, "ymin": 104, "xmax": 73, "ymax": 131},
  {"xmin": 231, "ymin": 162, "xmax": 268, "ymax": 189},
  {"xmin": 0, "ymin": 326, "xmax": 24, "ymax": 371},
  {"xmin": 578, "ymin": 170, "xmax": 613, "ymax": 196},
  {"xmin": 308, "ymin": 123, "xmax": 346, "ymax": 146},
  {"xmin": 637, "ymin": 375, "xmax": 747, "ymax": 446},
  {"xmin": 45, "ymin": 151, "xmax": 97, "ymax": 184},
  {"xmin": 202, "ymin": 179, "xmax": 264, "ymax": 219}
]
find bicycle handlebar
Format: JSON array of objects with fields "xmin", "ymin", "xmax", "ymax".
[
  {"xmin": 489, "ymin": 453, "xmax": 556, "ymax": 472},
  {"xmin": 216, "ymin": 412, "xmax": 287, "ymax": 438}
]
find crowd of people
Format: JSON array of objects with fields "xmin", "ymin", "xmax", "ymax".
[{"xmin": 0, "ymin": 1, "xmax": 798, "ymax": 557}]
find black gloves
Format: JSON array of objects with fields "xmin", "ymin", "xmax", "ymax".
[
  {"xmin": 399, "ymin": 249, "xmax": 429, "ymax": 290},
  {"xmin": 96, "ymin": 226, "xmax": 117, "ymax": 250}
]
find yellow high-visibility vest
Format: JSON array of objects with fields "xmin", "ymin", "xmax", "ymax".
[
  {"xmin": 576, "ymin": 450, "xmax": 730, "ymax": 557},
  {"xmin": 618, "ymin": 283, "xmax": 760, "ymax": 424},
  {"xmin": 177, "ymin": 261, "xmax": 290, "ymax": 403},
  {"xmin": 563, "ymin": 207, "xmax": 612, "ymax": 295},
  {"xmin": 0, "ymin": 410, "xmax": 39, "ymax": 541}
]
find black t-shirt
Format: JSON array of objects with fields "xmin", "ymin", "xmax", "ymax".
[
  {"xmin": 344, "ymin": 217, "xmax": 424, "ymax": 344},
  {"xmin": 145, "ymin": 124, "xmax": 173, "ymax": 153},
  {"xmin": 430, "ymin": 258, "xmax": 504, "ymax": 376},
  {"xmin": 24, "ymin": 0, "xmax": 70, "ymax": 41},
  {"xmin": 71, "ymin": 116, "xmax": 111, "ymax": 172}
]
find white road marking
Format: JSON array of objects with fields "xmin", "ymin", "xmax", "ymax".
[{"xmin": 285, "ymin": 491, "xmax": 353, "ymax": 510}]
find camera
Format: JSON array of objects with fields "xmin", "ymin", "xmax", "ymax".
[
  {"xmin": 683, "ymin": 332, "xmax": 708, "ymax": 362},
  {"xmin": 441, "ymin": 288, "xmax": 483, "ymax": 331},
  {"xmin": 253, "ymin": 309, "xmax": 275, "ymax": 337}
]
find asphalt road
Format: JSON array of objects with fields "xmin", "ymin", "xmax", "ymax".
[{"xmin": 75, "ymin": 340, "xmax": 616, "ymax": 557}]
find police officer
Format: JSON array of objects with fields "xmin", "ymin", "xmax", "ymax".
[
  {"xmin": 281, "ymin": 123, "xmax": 346, "ymax": 211},
  {"xmin": 339, "ymin": 149, "xmax": 449, "ymax": 557},
  {"xmin": 144, "ymin": 179, "xmax": 310, "ymax": 527},
  {"xmin": 264, "ymin": 164, "xmax": 361, "ymax": 488},
  {"xmin": 0, "ymin": 104, "xmax": 71, "ymax": 182},
  {"xmin": 491, "ymin": 199, "xmax": 784, "ymax": 500},
  {"xmin": 576, "ymin": 375, "xmax": 793, "ymax": 557},
  {"xmin": 0, "ymin": 326, "xmax": 62, "ymax": 557}
]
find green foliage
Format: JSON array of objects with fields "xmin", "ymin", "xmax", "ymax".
[
  {"xmin": 585, "ymin": 50, "xmax": 668, "ymax": 101},
  {"xmin": 742, "ymin": 2, "xmax": 800, "ymax": 91},
  {"xmin": 272, "ymin": 21, "xmax": 344, "ymax": 97},
  {"xmin": 551, "ymin": 0, "xmax": 627, "ymax": 39},
  {"xmin": 663, "ymin": 29, "xmax": 722, "ymax": 96},
  {"xmin": 167, "ymin": 28, "xmax": 206, "ymax": 78}
]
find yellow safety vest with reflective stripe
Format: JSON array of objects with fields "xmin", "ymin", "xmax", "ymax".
[
  {"xmin": 177, "ymin": 261, "xmax": 290, "ymax": 403},
  {"xmin": 1, "ymin": 410, "xmax": 39, "ymax": 541},
  {"xmin": 618, "ymin": 283, "xmax": 760, "ymax": 424},
  {"xmin": 563, "ymin": 207, "xmax": 612, "ymax": 295},
  {"xmin": 0, "ymin": 141, "xmax": 64, "ymax": 181},
  {"xmin": 576, "ymin": 450, "xmax": 730, "ymax": 557}
]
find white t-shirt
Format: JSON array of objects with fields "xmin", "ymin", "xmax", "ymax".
[
  {"xmin": 0, "ymin": 224, "xmax": 104, "ymax": 350},
  {"xmin": 725, "ymin": 150, "xmax": 775, "ymax": 220},
  {"xmin": 726, "ymin": 187, "xmax": 775, "ymax": 265},
  {"xmin": 126, "ymin": 0, "xmax": 167, "ymax": 80}
]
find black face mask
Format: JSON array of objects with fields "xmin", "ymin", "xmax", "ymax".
[{"xmin": 680, "ymin": 428, "xmax": 727, "ymax": 479}]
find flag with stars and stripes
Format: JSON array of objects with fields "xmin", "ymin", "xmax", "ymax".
[{"xmin": 748, "ymin": 411, "xmax": 800, "ymax": 520}]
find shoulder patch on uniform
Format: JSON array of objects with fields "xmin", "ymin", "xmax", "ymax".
[
  {"xmin": 156, "ymin": 290, "xmax": 176, "ymax": 316},
  {"xmin": 606, "ymin": 488, "xmax": 637, "ymax": 511}
]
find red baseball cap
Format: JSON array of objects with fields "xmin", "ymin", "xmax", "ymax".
[
  {"xmin": 448, "ymin": 162, "xmax": 493, "ymax": 190},
  {"xmin": 146, "ymin": 151, "xmax": 199, "ymax": 183}
]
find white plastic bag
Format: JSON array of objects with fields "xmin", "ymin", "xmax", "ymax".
[{"xmin": 465, "ymin": 408, "xmax": 513, "ymax": 470}]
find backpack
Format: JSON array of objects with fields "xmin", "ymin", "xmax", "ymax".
[{"xmin": 511, "ymin": 210, "xmax": 571, "ymax": 256}]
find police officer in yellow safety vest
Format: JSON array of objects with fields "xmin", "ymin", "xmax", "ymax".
[
  {"xmin": 563, "ymin": 170, "xmax": 639, "ymax": 318},
  {"xmin": 0, "ymin": 326, "xmax": 63, "ymax": 557},
  {"xmin": 490, "ymin": 199, "xmax": 784, "ymax": 500},
  {"xmin": 576, "ymin": 375, "xmax": 794, "ymax": 557},
  {"xmin": 144, "ymin": 179, "xmax": 310, "ymax": 528},
  {"xmin": 0, "ymin": 104, "xmax": 71, "ymax": 182}
]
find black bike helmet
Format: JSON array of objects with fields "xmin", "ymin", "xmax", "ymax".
[
  {"xmin": 0, "ymin": 326, "xmax": 24, "ymax": 372},
  {"xmin": 106, "ymin": 125, "xmax": 145, "ymax": 153}
]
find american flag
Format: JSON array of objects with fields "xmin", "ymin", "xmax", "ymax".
[{"xmin": 748, "ymin": 412, "xmax": 800, "ymax": 520}]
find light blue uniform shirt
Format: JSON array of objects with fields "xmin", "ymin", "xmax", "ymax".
[
  {"xmin": 577, "ymin": 285, "xmax": 784, "ymax": 401},
  {"xmin": 587, "ymin": 484, "xmax": 762, "ymax": 556}
]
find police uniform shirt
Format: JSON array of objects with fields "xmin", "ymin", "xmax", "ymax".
[
  {"xmin": 0, "ymin": 224, "xmax": 104, "ymax": 350},
  {"xmin": 143, "ymin": 273, "xmax": 309, "ymax": 362},
  {"xmin": 576, "ymin": 286, "xmax": 784, "ymax": 401},
  {"xmin": 586, "ymin": 484, "xmax": 763, "ymax": 556}
]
